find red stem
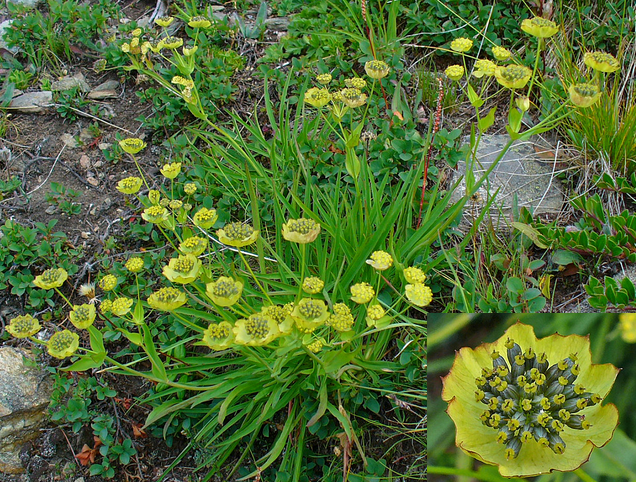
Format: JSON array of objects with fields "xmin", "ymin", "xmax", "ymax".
[{"xmin": 416, "ymin": 78, "xmax": 444, "ymax": 229}]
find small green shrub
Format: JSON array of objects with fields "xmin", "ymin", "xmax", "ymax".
[
  {"xmin": 4, "ymin": 0, "xmax": 120, "ymax": 68},
  {"xmin": 0, "ymin": 219, "xmax": 81, "ymax": 309}
]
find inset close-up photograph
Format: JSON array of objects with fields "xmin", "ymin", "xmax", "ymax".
[{"xmin": 428, "ymin": 314, "xmax": 636, "ymax": 482}]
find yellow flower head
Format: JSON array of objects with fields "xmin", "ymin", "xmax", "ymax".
[
  {"xmin": 568, "ymin": 83, "xmax": 601, "ymax": 108},
  {"xmin": 130, "ymin": 37, "xmax": 140, "ymax": 49},
  {"xmin": 48, "ymin": 330, "xmax": 80, "ymax": 359},
  {"xmin": 188, "ymin": 16, "xmax": 211, "ymax": 28},
  {"xmin": 169, "ymin": 200, "xmax": 183, "ymax": 210},
  {"xmin": 234, "ymin": 314, "xmax": 280, "ymax": 346},
  {"xmin": 451, "ymin": 37, "xmax": 473, "ymax": 53},
  {"xmin": 492, "ymin": 46, "xmax": 512, "ymax": 61},
  {"xmin": 404, "ymin": 266, "xmax": 426, "ymax": 284},
  {"xmin": 405, "ymin": 283, "xmax": 432, "ymax": 307},
  {"xmin": 306, "ymin": 339, "xmax": 324, "ymax": 353},
  {"xmin": 217, "ymin": 222, "xmax": 259, "ymax": 247},
  {"xmin": 93, "ymin": 58, "xmax": 107, "ymax": 72},
  {"xmin": 148, "ymin": 41, "xmax": 163, "ymax": 53},
  {"xmin": 261, "ymin": 304, "xmax": 294, "ymax": 334},
  {"xmin": 304, "ymin": 87, "xmax": 332, "ymax": 108},
  {"xmin": 116, "ymin": 176, "xmax": 143, "ymax": 195},
  {"xmin": 445, "ymin": 65, "xmax": 465, "ymax": 81},
  {"xmin": 350, "ymin": 282, "xmax": 375, "ymax": 304},
  {"xmin": 99, "ymin": 274, "xmax": 117, "ymax": 292},
  {"xmin": 142, "ymin": 205, "xmax": 169, "ymax": 224},
  {"xmin": 584, "ymin": 52, "xmax": 620, "ymax": 73},
  {"xmin": 155, "ymin": 16, "xmax": 174, "ymax": 27},
  {"xmin": 148, "ymin": 189, "xmax": 161, "ymax": 205},
  {"xmin": 193, "ymin": 207, "xmax": 218, "ymax": 230},
  {"xmin": 111, "ymin": 297, "xmax": 134, "ymax": 317},
  {"xmin": 147, "ymin": 287, "xmax": 187, "ymax": 311},
  {"xmin": 33, "ymin": 267, "xmax": 68, "ymax": 290},
  {"xmin": 366, "ymin": 304, "xmax": 386, "ymax": 327},
  {"xmin": 302, "ymin": 276, "xmax": 325, "ymax": 294},
  {"xmin": 69, "ymin": 303, "xmax": 96, "ymax": 329},
  {"xmin": 345, "ymin": 77, "xmax": 367, "ymax": 90},
  {"xmin": 202, "ymin": 322, "xmax": 234, "ymax": 350},
  {"xmin": 183, "ymin": 45, "xmax": 198, "ymax": 56},
  {"xmin": 141, "ymin": 41, "xmax": 151, "ymax": 55},
  {"xmin": 366, "ymin": 250, "xmax": 393, "ymax": 271},
  {"xmin": 442, "ymin": 322, "xmax": 619, "ymax": 477},
  {"xmin": 160, "ymin": 36, "xmax": 183, "ymax": 49},
  {"xmin": 184, "ymin": 182, "xmax": 197, "ymax": 195},
  {"xmin": 282, "ymin": 217, "xmax": 321, "ymax": 244},
  {"xmin": 292, "ymin": 298, "xmax": 330, "ymax": 332},
  {"xmin": 316, "ymin": 73, "xmax": 332, "ymax": 85},
  {"xmin": 125, "ymin": 257, "xmax": 144, "ymax": 273},
  {"xmin": 206, "ymin": 277, "xmax": 243, "ymax": 307},
  {"xmin": 494, "ymin": 65, "xmax": 532, "ymax": 89},
  {"xmin": 521, "ymin": 17, "xmax": 559, "ymax": 38},
  {"xmin": 339, "ymin": 88, "xmax": 367, "ymax": 108},
  {"xmin": 172, "ymin": 76, "xmax": 195, "ymax": 88},
  {"xmin": 160, "ymin": 162, "xmax": 182, "ymax": 179},
  {"xmin": 119, "ymin": 138, "xmax": 146, "ymax": 155},
  {"xmin": 179, "ymin": 236, "xmax": 208, "ymax": 256},
  {"xmin": 364, "ymin": 60, "xmax": 390, "ymax": 79},
  {"xmin": 163, "ymin": 254, "xmax": 201, "ymax": 284},
  {"xmin": 6, "ymin": 314, "xmax": 41, "ymax": 338},
  {"xmin": 327, "ymin": 303, "xmax": 355, "ymax": 332},
  {"xmin": 100, "ymin": 299, "xmax": 113, "ymax": 314},
  {"xmin": 473, "ymin": 59, "xmax": 497, "ymax": 78},
  {"xmin": 132, "ymin": 28, "xmax": 142, "ymax": 37},
  {"xmin": 121, "ymin": 42, "xmax": 131, "ymax": 53},
  {"xmin": 619, "ymin": 314, "xmax": 636, "ymax": 343}
]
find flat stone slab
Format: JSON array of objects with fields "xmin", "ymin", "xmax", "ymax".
[
  {"xmin": 7, "ymin": 91, "xmax": 53, "ymax": 113},
  {"xmin": 449, "ymin": 134, "xmax": 564, "ymax": 231}
]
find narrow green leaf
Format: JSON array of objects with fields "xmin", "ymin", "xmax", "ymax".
[
  {"xmin": 511, "ymin": 222, "xmax": 549, "ymax": 249},
  {"xmin": 141, "ymin": 324, "xmax": 167, "ymax": 381},
  {"xmin": 307, "ymin": 380, "xmax": 328, "ymax": 427}
]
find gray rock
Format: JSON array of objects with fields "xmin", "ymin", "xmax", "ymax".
[
  {"xmin": 8, "ymin": 91, "xmax": 53, "ymax": 113},
  {"xmin": 51, "ymin": 73, "xmax": 90, "ymax": 93},
  {"xmin": 87, "ymin": 89, "xmax": 118, "ymax": 100},
  {"xmin": 265, "ymin": 17, "xmax": 290, "ymax": 30},
  {"xmin": 88, "ymin": 84, "xmax": 118, "ymax": 100},
  {"xmin": 0, "ymin": 347, "xmax": 53, "ymax": 474},
  {"xmin": 92, "ymin": 80, "xmax": 120, "ymax": 92},
  {"xmin": 7, "ymin": 0, "xmax": 39, "ymax": 8},
  {"xmin": 449, "ymin": 134, "xmax": 564, "ymax": 232},
  {"xmin": 0, "ymin": 20, "xmax": 19, "ymax": 54}
]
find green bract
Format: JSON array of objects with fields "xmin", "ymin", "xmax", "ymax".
[{"xmin": 442, "ymin": 323, "xmax": 619, "ymax": 477}]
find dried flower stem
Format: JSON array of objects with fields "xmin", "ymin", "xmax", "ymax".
[{"xmin": 416, "ymin": 77, "xmax": 444, "ymax": 229}]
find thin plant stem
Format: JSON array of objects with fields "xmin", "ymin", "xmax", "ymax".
[{"xmin": 237, "ymin": 249, "xmax": 272, "ymax": 304}]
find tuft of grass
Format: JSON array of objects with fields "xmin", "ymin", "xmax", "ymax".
[{"xmin": 566, "ymin": 89, "xmax": 636, "ymax": 175}]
